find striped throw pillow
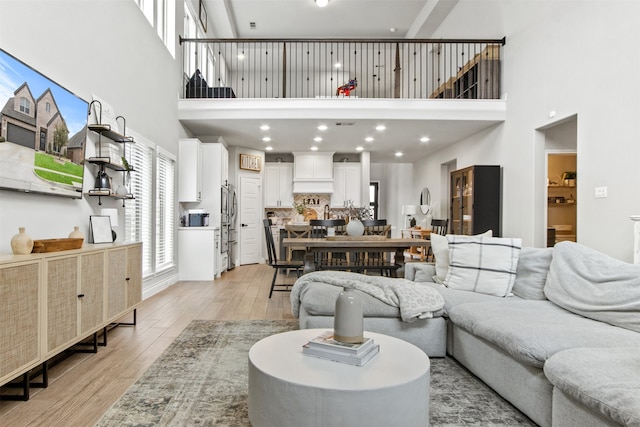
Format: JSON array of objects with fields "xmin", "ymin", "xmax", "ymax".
[{"xmin": 444, "ymin": 235, "xmax": 522, "ymax": 297}]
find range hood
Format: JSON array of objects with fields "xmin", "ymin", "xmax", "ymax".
[{"xmin": 292, "ymin": 151, "xmax": 334, "ymax": 194}]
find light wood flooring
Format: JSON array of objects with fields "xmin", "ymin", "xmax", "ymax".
[{"xmin": 0, "ymin": 263, "xmax": 296, "ymax": 427}]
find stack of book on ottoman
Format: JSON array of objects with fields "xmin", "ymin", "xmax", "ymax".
[{"xmin": 302, "ymin": 330, "xmax": 380, "ymax": 366}]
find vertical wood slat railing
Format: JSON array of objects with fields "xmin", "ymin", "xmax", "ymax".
[{"xmin": 179, "ymin": 37, "xmax": 505, "ymax": 100}]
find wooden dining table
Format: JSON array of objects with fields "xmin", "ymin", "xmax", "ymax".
[{"xmin": 282, "ymin": 237, "xmax": 430, "ymax": 275}]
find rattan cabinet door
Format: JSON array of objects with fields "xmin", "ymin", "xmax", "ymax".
[
  {"xmin": 106, "ymin": 248, "xmax": 127, "ymax": 320},
  {"xmin": 0, "ymin": 261, "xmax": 40, "ymax": 385},
  {"xmin": 126, "ymin": 244, "xmax": 142, "ymax": 309},
  {"xmin": 46, "ymin": 256, "xmax": 78, "ymax": 354},
  {"xmin": 80, "ymin": 252, "xmax": 105, "ymax": 335}
]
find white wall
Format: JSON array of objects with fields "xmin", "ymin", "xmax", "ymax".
[
  {"xmin": 0, "ymin": 1, "xmax": 181, "ymax": 289},
  {"xmin": 413, "ymin": 0, "xmax": 640, "ymax": 261}
]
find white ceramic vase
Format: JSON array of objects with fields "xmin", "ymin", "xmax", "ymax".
[
  {"xmin": 346, "ymin": 218, "xmax": 364, "ymax": 236},
  {"xmin": 11, "ymin": 227, "xmax": 34, "ymax": 255},
  {"xmin": 69, "ymin": 226, "xmax": 84, "ymax": 239},
  {"xmin": 334, "ymin": 287, "xmax": 364, "ymax": 343}
]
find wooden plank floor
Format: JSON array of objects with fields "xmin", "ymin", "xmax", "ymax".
[{"xmin": 0, "ymin": 263, "xmax": 297, "ymax": 427}]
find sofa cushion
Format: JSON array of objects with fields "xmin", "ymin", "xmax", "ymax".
[
  {"xmin": 544, "ymin": 347, "xmax": 640, "ymax": 426},
  {"xmin": 448, "ymin": 300, "xmax": 640, "ymax": 368},
  {"xmin": 422, "ymin": 282, "xmax": 521, "ymax": 315},
  {"xmin": 431, "ymin": 230, "xmax": 493, "ymax": 283},
  {"xmin": 444, "ymin": 235, "xmax": 522, "ymax": 297},
  {"xmin": 512, "ymin": 247, "xmax": 553, "ymax": 300},
  {"xmin": 545, "ymin": 241, "xmax": 640, "ymax": 333}
]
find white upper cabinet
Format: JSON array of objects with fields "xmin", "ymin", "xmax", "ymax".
[
  {"xmin": 178, "ymin": 138, "xmax": 202, "ymax": 202},
  {"xmin": 332, "ymin": 163, "xmax": 361, "ymax": 207},
  {"xmin": 292, "ymin": 152, "xmax": 334, "ymax": 193},
  {"xmin": 264, "ymin": 163, "xmax": 293, "ymax": 207}
]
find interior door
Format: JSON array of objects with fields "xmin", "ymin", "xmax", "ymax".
[{"xmin": 239, "ymin": 175, "xmax": 261, "ymax": 265}]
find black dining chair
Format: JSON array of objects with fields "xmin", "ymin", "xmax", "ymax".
[
  {"xmin": 263, "ymin": 219, "xmax": 303, "ymax": 298},
  {"xmin": 309, "ymin": 219, "xmax": 347, "ymax": 268},
  {"xmin": 424, "ymin": 218, "xmax": 449, "ymax": 262}
]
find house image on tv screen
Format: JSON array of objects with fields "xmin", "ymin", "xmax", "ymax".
[{"xmin": 0, "ymin": 48, "xmax": 89, "ymax": 199}]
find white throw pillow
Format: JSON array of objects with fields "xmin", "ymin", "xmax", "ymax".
[
  {"xmin": 443, "ymin": 235, "xmax": 522, "ymax": 297},
  {"xmin": 431, "ymin": 230, "xmax": 493, "ymax": 284}
]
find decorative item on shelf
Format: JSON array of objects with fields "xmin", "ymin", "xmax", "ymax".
[
  {"xmin": 562, "ymin": 171, "xmax": 576, "ymax": 186},
  {"xmin": 345, "ymin": 199, "xmax": 369, "ymax": 236},
  {"xmin": 402, "ymin": 204, "xmax": 417, "ymax": 229},
  {"xmin": 69, "ymin": 226, "xmax": 84, "ymax": 239},
  {"xmin": 293, "ymin": 201, "xmax": 306, "ymax": 223},
  {"xmin": 334, "ymin": 287, "xmax": 364, "ymax": 344},
  {"xmin": 100, "ymin": 208, "xmax": 119, "ymax": 241},
  {"xmin": 10, "ymin": 227, "xmax": 34, "ymax": 255},
  {"xmin": 95, "ymin": 169, "xmax": 111, "ymax": 191}
]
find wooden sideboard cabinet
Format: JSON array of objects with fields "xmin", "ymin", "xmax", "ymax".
[
  {"xmin": 0, "ymin": 260, "xmax": 41, "ymax": 387},
  {"xmin": 0, "ymin": 242, "xmax": 142, "ymax": 397}
]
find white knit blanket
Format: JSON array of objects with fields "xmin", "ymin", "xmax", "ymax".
[{"xmin": 291, "ymin": 271, "xmax": 445, "ymax": 323}]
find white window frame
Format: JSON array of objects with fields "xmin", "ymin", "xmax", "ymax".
[
  {"xmin": 155, "ymin": 146, "xmax": 176, "ymax": 273},
  {"xmin": 134, "ymin": 0, "xmax": 175, "ymax": 57}
]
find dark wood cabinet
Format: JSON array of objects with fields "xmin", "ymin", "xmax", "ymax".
[{"xmin": 450, "ymin": 165, "xmax": 501, "ymax": 236}]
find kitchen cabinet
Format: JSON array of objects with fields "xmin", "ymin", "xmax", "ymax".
[
  {"xmin": 292, "ymin": 152, "xmax": 334, "ymax": 193},
  {"xmin": 178, "ymin": 228, "xmax": 218, "ymax": 280},
  {"xmin": 332, "ymin": 163, "xmax": 361, "ymax": 207},
  {"xmin": 178, "ymin": 138, "xmax": 203, "ymax": 202},
  {"xmin": 264, "ymin": 163, "xmax": 294, "ymax": 207},
  {"xmin": 450, "ymin": 165, "xmax": 501, "ymax": 236}
]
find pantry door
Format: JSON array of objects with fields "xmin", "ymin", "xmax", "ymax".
[{"xmin": 239, "ymin": 175, "xmax": 261, "ymax": 265}]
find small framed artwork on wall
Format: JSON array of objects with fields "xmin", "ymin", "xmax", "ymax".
[
  {"xmin": 240, "ymin": 154, "xmax": 261, "ymax": 172},
  {"xmin": 199, "ymin": 0, "xmax": 207, "ymax": 32}
]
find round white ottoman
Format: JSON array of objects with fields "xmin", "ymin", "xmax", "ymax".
[{"xmin": 248, "ymin": 329, "xmax": 430, "ymax": 427}]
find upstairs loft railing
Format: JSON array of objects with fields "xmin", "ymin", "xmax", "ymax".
[{"xmin": 179, "ymin": 37, "xmax": 505, "ymax": 100}]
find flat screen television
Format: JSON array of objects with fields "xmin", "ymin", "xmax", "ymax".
[{"xmin": 0, "ymin": 48, "xmax": 88, "ymax": 198}]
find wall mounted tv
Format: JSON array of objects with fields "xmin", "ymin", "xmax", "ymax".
[{"xmin": 0, "ymin": 48, "xmax": 88, "ymax": 199}]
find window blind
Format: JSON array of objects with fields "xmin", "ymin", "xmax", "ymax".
[
  {"xmin": 155, "ymin": 148, "xmax": 176, "ymax": 272},
  {"xmin": 124, "ymin": 140, "xmax": 154, "ymax": 277}
]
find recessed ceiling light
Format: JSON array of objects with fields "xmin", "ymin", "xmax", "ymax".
[
  {"xmin": 334, "ymin": 62, "xmax": 342, "ymax": 68},
  {"xmin": 376, "ymin": 125, "xmax": 386, "ymax": 131},
  {"xmin": 260, "ymin": 125, "xmax": 270, "ymax": 131},
  {"xmin": 310, "ymin": 146, "xmax": 319, "ymax": 151},
  {"xmin": 315, "ymin": 0, "xmax": 329, "ymax": 7},
  {"xmin": 390, "ymin": 27, "xmax": 397, "ymax": 33},
  {"xmin": 262, "ymin": 137, "xmax": 271, "ymax": 142},
  {"xmin": 364, "ymin": 137, "xmax": 374, "ymax": 142},
  {"xmin": 313, "ymin": 137, "xmax": 322, "ymax": 142},
  {"xmin": 265, "ymin": 146, "xmax": 273, "ymax": 151},
  {"xmin": 420, "ymin": 137, "xmax": 430, "ymax": 143},
  {"xmin": 317, "ymin": 125, "xmax": 328, "ymax": 131},
  {"xmin": 356, "ymin": 146, "xmax": 364, "ymax": 151},
  {"xmin": 395, "ymin": 151, "xmax": 403, "ymax": 157}
]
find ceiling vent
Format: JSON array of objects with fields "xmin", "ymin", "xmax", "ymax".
[
  {"xmin": 249, "ymin": 22, "xmax": 256, "ymax": 29},
  {"xmin": 335, "ymin": 122, "xmax": 355, "ymax": 126}
]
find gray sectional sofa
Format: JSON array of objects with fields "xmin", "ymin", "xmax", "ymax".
[{"xmin": 291, "ymin": 241, "xmax": 640, "ymax": 426}]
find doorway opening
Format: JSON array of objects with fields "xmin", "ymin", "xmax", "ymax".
[{"xmin": 547, "ymin": 152, "xmax": 577, "ymax": 246}]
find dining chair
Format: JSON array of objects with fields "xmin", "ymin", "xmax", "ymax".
[
  {"xmin": 424, "ymin": 218, "xmax": 449, "ymax": 262},
  {"xmin": 284, "ymin": 224, "xmax": 312, "ymax": 261},
  {"xmin": 263, "ymin": 219, "xmax": 303, "ymax": 298},
  {"xmin": 309, "ymin": 219, "xmax": 347, "ymax": 268}
]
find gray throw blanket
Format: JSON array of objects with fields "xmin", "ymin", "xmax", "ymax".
[{"xmin": 291, "ymin": 271, "xmax": 445, "ymax": 323}]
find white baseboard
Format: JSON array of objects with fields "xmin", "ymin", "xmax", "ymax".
[{"xmin": 142, "ymin": 272, "xmax": 179, "ymax": 300}]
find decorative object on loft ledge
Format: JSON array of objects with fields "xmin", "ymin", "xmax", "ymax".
[
  {"xmin": 199, "ymin": 0, "xmax": 207, "ymax": 32},
  {"xmin": 336, "ymin": 77, "xmax": 357, "ymax": 96},
  {"xmin": 89, "ymin": 215, "xmax": 114, "ymax": 244},
  {"xmin": 240, "ymin": 153, "xmax": 261, "ymax": 172}
]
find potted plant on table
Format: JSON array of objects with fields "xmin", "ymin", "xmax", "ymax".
[
  {"xmin": 293, "ymin": 201, "xmax": 306, "ymax": 223},
  {"xmin": 345, "ymin": 200, "xmax": 371, "ymax": 236}
]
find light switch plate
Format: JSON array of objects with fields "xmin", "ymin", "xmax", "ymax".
[{"xmin": 594, "ymin": 186, "xmax": 608, "ymax": 198}]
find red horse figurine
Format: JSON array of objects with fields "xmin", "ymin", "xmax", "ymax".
[{"xmin": 336, "ymin": 78, "xmax": 357, "ymax": 96}]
